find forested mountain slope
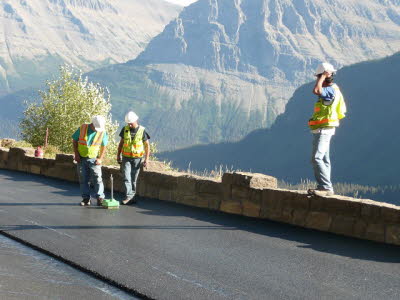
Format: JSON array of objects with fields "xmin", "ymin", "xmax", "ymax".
[{"xmin": 160, "ymin": 52, "xmax": 400, "ymax": 186}]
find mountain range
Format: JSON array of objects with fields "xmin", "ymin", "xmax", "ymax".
[
  {"xmin": 0, "ymin": 0, "xmax": 180, "ymax": 96},
  {"xmin": 1, "ymin": 0, "xmax": 400, "ymax": 151},
  {"xmin": 86, "ymin": 0, "xmax": 400, "ymax": 150},
  {"xmin": 159, "ymin": 51, "xmax": 400, "ymax": 186}
]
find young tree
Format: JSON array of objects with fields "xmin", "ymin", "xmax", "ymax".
[{"xmin": 20, "ymin": 65, "xmax": 119, "ymax": 157}]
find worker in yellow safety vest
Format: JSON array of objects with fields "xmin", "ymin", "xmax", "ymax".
[
  {"xmin": 307, "ymin": 63, "xmax": 346, "ymax": 197},
  {"xmin": 117, "ymin": 111, "xmax": 150, "ymax": 205},
  {"xmin": 72, "ymin": 115, "xmax": 108, "ymax": 206}
]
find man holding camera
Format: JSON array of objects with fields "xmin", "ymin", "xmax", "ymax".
[{"xmin": 308, "ymin": 63, "xmax": 346, "ymax": 196}]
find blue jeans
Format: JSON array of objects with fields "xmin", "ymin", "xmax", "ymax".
[
  {"xmin": 311, "ymin": 131, "xmax": 334, "ymax": 191},
  {"xmin": 77, "ymin": 157, "xmax": 105, "ymax": 199},
  {"xmin": 121, "ymin": 156, "xmax": 142, "ymax": 199}
]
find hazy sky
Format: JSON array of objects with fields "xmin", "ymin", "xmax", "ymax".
[{"xmin": 164, "ymin": 0, "xmax": 197, "ymax": 6}]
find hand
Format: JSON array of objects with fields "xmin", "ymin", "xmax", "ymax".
[
  {"xmin": 322, "ymin": 71, "xmax": 332, "ymax": 78},
  {"xmin": 74, "ymin": 154, "xmax": 81, "ymax": 163},
  {"xmin": 142, "ymin": 159, "xmax": 147, "ymax": 168},
  {"xmin": 117, "ymin": 156, "xmax": 122, "ymax": 164},
  {"xmin": 95, "ymin": 158, "xmax": 102, "ymax": 165}
]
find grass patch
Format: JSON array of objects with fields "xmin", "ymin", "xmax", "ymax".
[{"xmin": 279, "ymin": 179, "xmax": 400, "ymax": 204}]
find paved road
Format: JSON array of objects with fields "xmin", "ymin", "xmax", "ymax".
[
  {"xmin": 0, "ymin": 169, "xmax": 399, "ymax": 300},
  {"xmin": 0, "ymin": 234, "xmax": 136, "ymax": 300}
]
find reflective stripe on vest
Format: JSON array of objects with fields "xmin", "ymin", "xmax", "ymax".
[
  {"xmin": 78, "ymin": 124, "xmax": 89, "ymax": 146},
  {"xmin": 77, "ymin": 124, "xmax": 104, "ymax": 158},
  {"xmin": 122, "ymin": 125, "xmax": 145, "ymax": 158},
  {"xmin": 308, "ymin": 119, "xmax": 339, "ymax": 126},
  {"xmin": 308, "ymin": 84, "xmax": 346, "ymax": 130}
]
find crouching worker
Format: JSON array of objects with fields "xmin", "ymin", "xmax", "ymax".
[
  {"xmin": 72, "ymin": 115, "xmax": 108, "ymax": 206},
  {"xmin": 117, "ymin": 111, "xmax": 150, "ymax": 205}
]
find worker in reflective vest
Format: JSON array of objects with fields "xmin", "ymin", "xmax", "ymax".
[
  {"xmin": 72, "ymin": 115, "xmax": 108, "ymax": 206},
  {"xmin": 307, "ymin": 63, "xmax": 346, "ymax": 197},
  {"xmin": 117, "ymin": 111, "xmax": 150, "ymax": 205}
]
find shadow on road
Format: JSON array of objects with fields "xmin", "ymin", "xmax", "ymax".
[{"xmin": 139, "ymin": 199, "xmax": 400, "ymax": 263}]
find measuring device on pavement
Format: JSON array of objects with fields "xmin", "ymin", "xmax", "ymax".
[{"xmin": 102, "ymin": 174, "xmax": 120, "ymax": 209}]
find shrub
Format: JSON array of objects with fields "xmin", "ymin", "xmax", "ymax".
[{"xmin": 20, "ymin": 65, "xmax": 119, "ymax": 158}]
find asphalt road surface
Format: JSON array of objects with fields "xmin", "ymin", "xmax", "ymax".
[
  {"xmin": 0, "ymin": 234, "xmax": 137, "ymax": 300},
  {"xmin": 0, "ymin": 169, "xmax": 399, "ymax": 300}
]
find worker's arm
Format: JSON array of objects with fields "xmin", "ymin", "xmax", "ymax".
[
  {"xmin": 313, "ymin": 71, "xmax": 330, "ymax": 96},
  {"xmin": 96, "ymin": 146, "xmax": 106, "ymax": 165},
  {"xmin": 117, "ymin": 138, "xmax": 124, "ymax": 163},
  {"xmin": 72, "ymin": 140, "xmax": 80, "ymax": 163},
  {"xmin": 143, "ymin": 140, "xmax": 151, "ymax": 168}
]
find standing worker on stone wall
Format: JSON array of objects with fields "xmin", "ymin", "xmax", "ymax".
[
  {"xmin": 117, "ymin": 111, "xmax": 150, "ymax": 205},
  {"xmin": 72, "ymin": 115, "xmax": 108, "ymax": 206},
  {"xmin": 307, "ymin": 63, "xmax": 346, "ymax": 196}
]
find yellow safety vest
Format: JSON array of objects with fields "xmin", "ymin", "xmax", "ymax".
[
  {"xmin": 77, "ymin": 124, "xmax": 104, "ymax": 158},
  {"xmin": 122, "ymin": 125, "xmax": 145, "ymax": 158},
  {"xmin": 308, "ymin": 84, "xmax": 346, "ymax": 130}
]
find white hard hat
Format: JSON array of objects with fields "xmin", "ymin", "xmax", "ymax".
[
  {"xmin": 91, "ymin": 115, "xmax": 106, "ymax": 132},
  {"xmin": 315, "ymin": 62, "xmax": 336, "ymax": 76},
  {"xmin": 125, "ymin": 111, "xmax": 138, "ymax": 123}
]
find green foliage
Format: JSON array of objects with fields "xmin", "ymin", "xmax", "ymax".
[
  {"xmin": 20, "ymin": 65, "xmax": 119, "ymax": 157},
  {"xmin": 9, "ymin": 140, "xmax": 33, "ymax": 148},
  {"xmin": 149, "ymin": 141, "xmax": 159, "ymax": 160},
  {"xmin": 43, "ymin": 144, "xmax": 61, "ymax": 159}
]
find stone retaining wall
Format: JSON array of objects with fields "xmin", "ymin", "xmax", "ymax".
[{"xmin": 1, "ymin": 146, "xmax": 399, "ymax": 246}]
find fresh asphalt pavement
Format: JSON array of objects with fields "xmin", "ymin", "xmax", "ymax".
[
  {"xmin": 0, "ymin": 169, "xmax": 399, "ymax": 300},
  {"xmin": 0, "ymin": 234, "xmax": 137, "ymax": 300}
]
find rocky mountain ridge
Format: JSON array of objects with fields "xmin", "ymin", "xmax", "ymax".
[
  {"xmin": 88, "ymin": 0, "xmax": 400, "ymax": 150},
  {"xmin": 0, "ymin": 0, "xmax": 180, "ymax": 95},
  {"xmin": 139, "ymin": 0, "xmax": 400, "ymax": 75}
]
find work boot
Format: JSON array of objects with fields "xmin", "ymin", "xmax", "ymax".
[
  {"xmin": 122, "ymin": 196, "xmax": 137, "ymax": 205},
  {"xmin": 97, "ymin": 197, "xmax": 104, "ymax": 206},
  {"xmin": 122, "ymin": 197, "xmax": 131, "ymax": 205},
  {"xmin": 314, "ymin": 190, "xmax": 334, "ymax": 196},
  {"xmin": 80, "ymin": 198, "xmax": 91, "ymax": 206},
  {"xmin": 307, "ymin": 189, "xmax": 334, "ymax": 196}
]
